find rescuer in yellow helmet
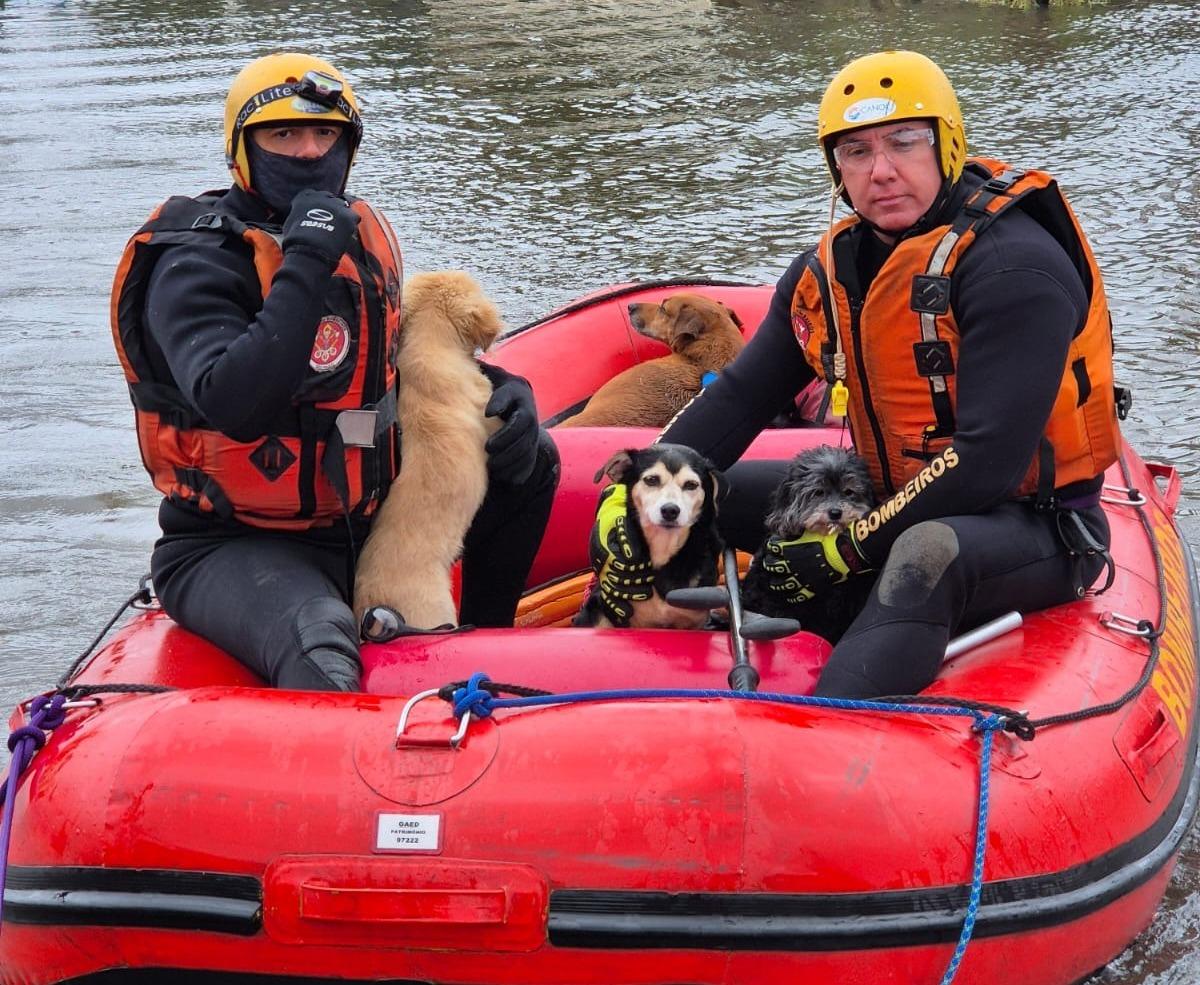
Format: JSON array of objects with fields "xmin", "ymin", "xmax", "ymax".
[
  {"xmin": 588, "ymin": 50, "xmax": 1121, "ymax": 698},
  {"xmin": 111, "ymin": 53, "xmax": 557, "ymax": 691}
]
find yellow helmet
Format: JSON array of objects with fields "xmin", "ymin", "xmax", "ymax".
[
  {"xmin": 224, "ymin": 53, "xmax": 363, "ymax": 193},
  {"xmin": 817, "ymin": 50, "xmax": 966, "ymax": 185}
]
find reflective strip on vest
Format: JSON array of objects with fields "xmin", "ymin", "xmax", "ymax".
[{"xmin": 791, "ymin": 157, "xmax": 1120, "ymax": 498}]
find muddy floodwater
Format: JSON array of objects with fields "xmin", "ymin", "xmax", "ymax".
[{"xmin": 1, "ymin": 1, "xmax": 1197, "ymax": 980}]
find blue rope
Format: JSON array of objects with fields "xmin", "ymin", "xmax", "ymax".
[
  {"xmin": 450, "ymin": 674, "xmax": 1002, "ymax": 984},
  {"xmin": 939, "ymin": 714, "xmax": 998, "ymax": 985},
  {"xmin": 451, "ymin": 673, "xmax": 998, "ymax": 724}
]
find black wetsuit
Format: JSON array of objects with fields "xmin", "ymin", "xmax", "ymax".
[
  {"xmin": 662, "ymin": 173, "xmax": 1110, "ymax": 697},
  {"xmin": 143, "ymin": 187, "xmax": 558, "ymax": 691}
]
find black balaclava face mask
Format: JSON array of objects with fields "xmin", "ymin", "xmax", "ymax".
[{"xmin": 245, "ymin": 127, "xmax": 352, "ymax": 216}]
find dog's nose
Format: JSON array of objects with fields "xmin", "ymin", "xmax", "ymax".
[
  {"xmin": 659, "ymin": 502, "xmax": 680, "ymax": 522},
  {"xmin": 828, "ymin": 507, "xmax": 843, "ymax": 522},
  {"xmin": 627, "ymin": 303, "xmax": 643, "ymax": 327}
]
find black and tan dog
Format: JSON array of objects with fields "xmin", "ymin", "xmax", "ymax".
[
  {"xmin": 575, "ymin": 444, "xmax": 727, "ymax": 629},
  {"xmin": 742, "ymin": 444, "xmax": 877, "ymax": 642}
]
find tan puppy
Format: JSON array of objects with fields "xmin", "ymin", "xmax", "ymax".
[
  {"xmin": 557, "ymin": 293, "xmax": 745, "ymax": 428},
  {"xmin": 354, "ymin": 271, "xmax": 503, "ymax": 629}
]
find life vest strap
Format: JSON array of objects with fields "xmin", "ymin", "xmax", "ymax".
[
  {"xmin": 129, "ymin": 381, "xmax": 204, "ymax": 430},
  {"xmin": 910, "ymin": 167, "xmax": 1028, "ymax": 439},
  {"xmin": 172, "ymin": 466, "xmax": 236, "ymax": 520},
  {"xmin": 956, "ymin": 167, "xmax": 1025, "ymax": 230},
  {"xmin": 320, "ymin": 390, "xmax": 400, "ymax": 518},
  {"xmin": 1034, "ymin": 437, "xmax": 1057, "ymax": 511},
  {"xmin": 139, "ymin": 195, "xmax": 254, "ymax": 239}
]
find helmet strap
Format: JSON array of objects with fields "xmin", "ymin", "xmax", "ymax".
[{"xmin": 228, "ymin": 81, "xmax": 363, "ymax": 174}]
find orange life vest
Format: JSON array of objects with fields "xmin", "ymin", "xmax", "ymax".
[
  {"xmin": 791, "ymin": 158, "xmax": 1120, "ymax": 503},
  {"xmin": 111, "ymin": 192, "xmax": 403, "ymax": 530}
]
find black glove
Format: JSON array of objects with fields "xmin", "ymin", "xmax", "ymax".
[
  {"xmin": 281, "ymin": 189, "xmax": 360, "ymax": 266},
  {"xmin": 479, "ymin": 362, "xmax": 540, "ymax": 485}
]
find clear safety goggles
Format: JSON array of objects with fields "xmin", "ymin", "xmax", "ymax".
[{"xmin": 832, "ymin": 127, "xmax": 935, "ymax": 174}]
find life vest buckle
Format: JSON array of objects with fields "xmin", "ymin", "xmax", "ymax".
[
  {"xmin": 1114, "ymin": 385, "xmax": 1133, "ymax": 421},
  {"xmin": 983, "ymin": 170, "xmax": 1023, "ymax": 195},
  {"xmin": 336, "ymin": 409, "xmax": 380, "ymax": 449},
  {"xmin": 190, "ymin": 212, "xmax": 226, "ymax": 231}
]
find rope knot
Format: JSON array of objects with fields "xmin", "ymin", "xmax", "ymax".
[
  {"xmin": 451, "ymin": 673, "xmax": 495, "ymax": 720},
  {"xmin": 7, "ymin": 725, "xmax": 47, "ymax": 757},
  {"xmin": 1003, "ymin": 714, "xmax": 1036, "ymax": 742},
  {"xmin": 971, "ymin": 712, "xmax": 1005, "ymax": 734},
  {"xmin": 30, "ymin": 693, "xmax": 68, "ymax": 731}
]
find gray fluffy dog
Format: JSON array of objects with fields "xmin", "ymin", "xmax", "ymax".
[{"xmin": 742, "ymin": 445, "xmax": 877, "ymax": 642}]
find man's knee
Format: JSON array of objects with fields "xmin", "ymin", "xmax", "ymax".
[
  {"xmin": 279, "ymin": 595, "xmax": 362, "ymax": 692},
  {"xmin": 876, "ymin": 521, "xmax": 960, "ymax": 608}
]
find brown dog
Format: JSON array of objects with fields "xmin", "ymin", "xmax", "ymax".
[
  {"xmin": 557, "ymin": 293, "xmax": 745, "ymax": 428},
  {"xmin": 354, "ymin": 271, "xmax": 503, "ymax": 630}
]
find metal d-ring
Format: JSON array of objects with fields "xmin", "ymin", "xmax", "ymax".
[
  {"xmin": 395, "ymin": 688, "xmax": 472, "ymax": 748},
  {"xmin": 131, "ymin": 574, "xmax": 160, "ymax": 610},
  {"xmin": 1099, "ymin": 611, "xmax": 1153, "ymax": 638},
  {"xmin": 1100, "ymin": 483, "xmax": 1147, "ymax": 507}
]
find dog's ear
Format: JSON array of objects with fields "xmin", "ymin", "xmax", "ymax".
[
  {"xmin": 667, "ymin": 304, "xmax": 707, "ymax": 352},
  {"xmin": 708, "ymin": 467, "xmax": 730, "ymax": 505},
  {"xmin": 469, "ymin": 301, "xmax": 504, "ymax": 352},
  {"xmin": 593, "ymin": 449, "xmax": 635, "ymax": 485},
  {"xmin": 458, "ymin": 288, "xmax": 503, "ymax": 352},
  {"xmin": 721, "ymin": 303, "xmax": 744, "ymax": 330}
]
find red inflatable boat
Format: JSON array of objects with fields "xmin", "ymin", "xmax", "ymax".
[{"xmin": 1, "ymin": 280, "xmax": 1197, "ymax": 985}]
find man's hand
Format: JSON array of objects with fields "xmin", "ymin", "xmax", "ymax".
[
  {"xmin": 589, "ymin": 483, "xmax": 653, "ymax": 624},
  {"xmin": 282, "ymin": 189, "xmax": 360, "ymax": 265},
  {"xmin": 480, "ymin": 363, "xmax": 541, "ymax": 485},
  {"xmin": 758, "ymin": 528, "xmax": 871, "ymax": 605}
]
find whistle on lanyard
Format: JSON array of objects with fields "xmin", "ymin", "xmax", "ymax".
[{"xmin": 830, "ymin": 380, "xmax": 849, "ymax": 417}]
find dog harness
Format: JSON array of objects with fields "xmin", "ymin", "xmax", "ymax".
[
  {"xmin": 790, "ymin": 158, "xmax": 1120, "ymax": 507},
  {"xmin": 111, "ymin": 192, "xmax": 403, "ymax": 529}
]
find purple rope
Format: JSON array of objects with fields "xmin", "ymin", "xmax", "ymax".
[{"xmin": 1, "ymin": 694, "xmax": 68, "ymax": 930}]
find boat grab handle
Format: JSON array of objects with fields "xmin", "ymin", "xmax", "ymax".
[
  {"xmin": 1145, "ymin": 461, "xmax": 1182, "ymax": 514},
  {"xmin": 1100, "ymin": 611, "xmax": 1154, "ymax": 638},
  {"xmin": 1100, "ymin": 483, "xmax": 1147, "ymax": 507},
  {"xmin": 299, "ymin": 882, "xmax": 507, "ymax": 925},
  {"xmin": 395, "ymin": 688, "xmax": 472, "ymax": 749}
]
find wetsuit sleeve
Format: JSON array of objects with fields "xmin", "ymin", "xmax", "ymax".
[
  {"xmin": 659, "ymin": 253, "xmax": 817, "ymax": 469},
  {"xmin": 143, "ymin": 239, "xmax": 339, "ymax": 441},
  {"xmin": 851, "ymin": 212, "xmax": 1089, "ymax": 565}
]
